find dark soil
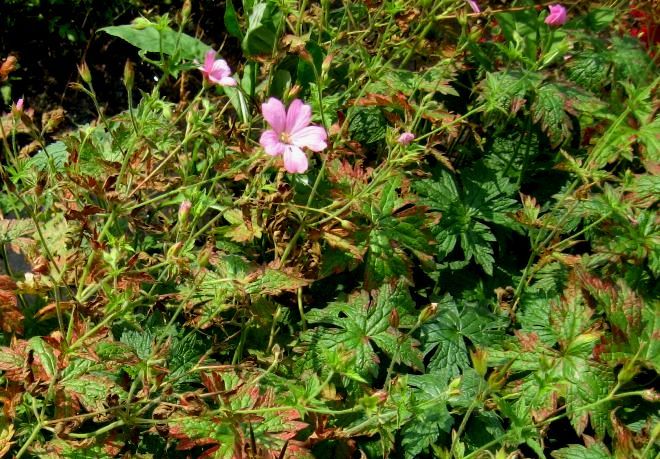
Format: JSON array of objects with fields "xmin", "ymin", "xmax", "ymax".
[{"xmin": 1, "ymin": 0, "xmax": 238, "ymax": 129}]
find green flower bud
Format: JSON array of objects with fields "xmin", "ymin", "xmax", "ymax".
[
  {"xmin": 123, "ymin": 59, "xmax": 135, "ymax": 91},
  {"xmin": 78, "ymin": 61, "xmax": 92, "ymax": 84}
]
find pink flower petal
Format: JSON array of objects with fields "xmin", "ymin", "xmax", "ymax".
[
  {"xmin": 397, "ymin": 132, "xmax": 415, "ymax": 145},
  {"xmin": 210, "ymin": 59, "xmax": 231, "ymax": 80},
  {"xmin": 204, "ymin": 50, "xmax": 216, "ymax": 69},
  {"xmin": 262, "ymin": 98, "xmax": 287, "ymax": 134},
  {"xmin": 260, "ymin": 130, "xmax": 286, "ymax": 156},
  {"xmin": 199, "ymin": 50, "xmax": 216, "ymax": 78},
  {"xmin": 291, "ymin": 126, "xmax": 327, "ymax": 152},
  {"xmin": 466, "ymin": 0, "xmax": 480, "ymax": 13},
  {"xmin": 285, "ymin": 99, "xmax": 312, "ymax": 134},
  {"xmin": 283, "ymin": 145, "xmax": 308, "ymax": 173},
  {"xmin": 545, "ymin": 4, "xmax": 567, "ymax": 26},
  {"xmin": 219, "ymin": 76, "xmax": 237, "ymax": 86}
]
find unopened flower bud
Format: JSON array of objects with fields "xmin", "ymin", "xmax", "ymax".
[
  {"xmin": 12, "ymin": 98, "xmax": 24, "ymax": 116},
  {"xmin": 287, "ymin": 84, "xmax": 302, "ymax": 99},
  {"xmin": 397, "ymin": 132, "xmax": 415, "ymax": 145},
  {"xmin": 167, "ymin": 242, "xmax": 183, "ymax": 259},
  {"xmin": 617, "ymin": 361, "xmax": 637, "ymax": 385},
  {"xmin": 178, "ymin": 200, "xmax": 192, "ymax": 222},
  {"xmin": 641, "ymin": 389, "xmax": 660, "ymax": 402},
  {"xmin": 340, "ymin": 219, "xmax": 356, "ymax": 231},
  {"xmin": 419, "ymin": 302, "xmax": 438, "ymax": 323},
  {"xmin": 181, "ymin": 0, "xmax": 192, "ymax": 22},
  {"xmin": 321, "ymin": 53, "xmax": 334, "ymax": 76},
  {"xmin": 470, "ymin": 347, "xmax": 488, "ymax": 377},
  {"xmin": 78, "ymin": 61, "xmax": 92, "ymax": 84},
  {"xmin": 198, "ymin": 246, "xmax": 212, "ymax": 268},
  {"xmin": 123, "ymin": 60, "xmax": 135, "ymax": 91},
  {"xmin": 487, "ymin": 368, "xmax": 507, "ymax": 389},
  {"xmin": 456, "ymin": 9, "xmax": 468, "ymax": 27}
]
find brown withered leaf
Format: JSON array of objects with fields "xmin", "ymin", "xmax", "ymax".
[
  {"xmin": 0, "ymin": 342, "xmax": 27, "ymax": 382},
  {"xmin": 395, "ymin": 8, "xmax": 420, "ymax": 33},
  {"xmin": 0, "ymin": 55, "xmax": 17, "ymax": 80},
  {"xmin": 354, "ymin": 92, "xmax": 413, "ymax": 113},
  {"xmin": 514, "ymin": 330, "xmax": 539, "ymax": 353},
  {"xmin": 355, "ymin": 93, "xmax": 393, "ymax": 107},
  {"xmin": 610, "ymin": 411, "xmax": 636, "ymax": 455},
  {"xmin": 531, "ymin": 391, "xmax": 558, "ymax": 423},
  {"xmin": 0, "ymin": 276, "xmax": 22, "ymax": 334},
  {"xmin": 281, "ymin": 34, "xmax": 307, "ymax": 54},
  {"xmin": 322, "ymin": 231, "xmax": 365, "ymax": 260},
  {"xmin": 53, "ymin": 389, "xmax": 82, "ymax": 435},
  {"xmin": 0, "ymin": 276, "xmax": 16, "ymax": 291},
  {"xmin": 35, "ymin": 301, "xmax": 76, "ymax": 321},
  {"xmin": 0, "ymin": 384, "xmax": 24, "ymax": 419},
  {"xmin": 328, "ymin": 159, "xmax": 373, "ymax": 185},
  {"xmin": 428, "ymin": 147, "xmax": 456, "ymax": 172},
  {"xmin": 0, "ymin": 421, "xmax": 14, "ymax": 458},
  {"xmin": 62, "ymin": 204, "xmax": 104, "ymax": 223},
  {"xmin": 116, "ymin": 271, "xmax": 154, "ymax": 293},
  {"xmin": 33, "ymin": 438, "xmax": 96, "ymax": 455},
  {"xmin": 244, "ymin": 265, "xmax": 311, "ymax": 295},
  {"xmin": 0, "ymin": 110, "xmax": 35, "ymax": 138},
  {"xmin": 180, "ymin": 392, "xmax": 207, "ymax": 415},
  {"xmin": 102, "ymin": 434, "xmax": 125, "ymax": 456},
  {"xmin": 19, "ymin": 140, "xmax": 41, "ymax": 156}
]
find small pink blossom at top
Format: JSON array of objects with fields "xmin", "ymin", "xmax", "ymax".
[
  {"xmin": 15, "ymin": 98, "xmax": 24, "ymax": 111},
  {"xmin": 397, "ymin": 132, "xmax": 415, "ymax": 145},
  {"xmin": 198, "ymin": 50, "xmax": 236, "ymax": 86},
  {"xmin": 259, "ymin": 98, "xmax": 327, "ymax": 174},
  {"xmin": 466, "ymin": 0, "xmax": 480, "ymax": 14},
  {"xmin": 545, "ymin": 4, "xmax": 568, "ymax": 27}
]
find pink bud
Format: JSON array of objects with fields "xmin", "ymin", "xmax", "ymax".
[
  {"xmin": 545, "ymin": 4, "xmax": 568, "ymax": 27},
  {"xmin": 178, "ymin": 200, "xmax": 192, "ymax": 221},
  {"xmin": 397, "ymin": 132, "xmax": 415, "ymax": 145},
  {"xmin": 15, "ymin": 98, "xmax": 24, "ymax": 111},
  {"xmin": 466, "ymin": 0, "xmax": 480, "ymax": 14}
]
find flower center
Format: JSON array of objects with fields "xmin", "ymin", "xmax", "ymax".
[{"xmin": 279, "ymin": 131, "xmax": 292, "ymax": 144}]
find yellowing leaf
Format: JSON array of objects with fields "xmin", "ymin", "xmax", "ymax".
[{"xmin": 0, "ymin": 422, "xmax": 14, "ymax": 458}]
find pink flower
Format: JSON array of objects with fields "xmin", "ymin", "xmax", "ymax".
[
  {"xmin": 15, "ymin": 98, "xmax": 24, "ymax": 111},
  {"xmin": 259, "ymin": 98, "xmax": 327, "ymax": 174},
  {"xmin": 545, "ymin": 4, "xmax": 568, "ymax": 26},
  {"xmin": 466, "ymin": 0, "xmax": 480, "ymax": 14},
  {"xmin": 397, "ymin": 132, "xmax": 415, "ymax": 145},
  {"xmin": 198, "ymin": 50, "xmax": 236, "ymax": 86}
]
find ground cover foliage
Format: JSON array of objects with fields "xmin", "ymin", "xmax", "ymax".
[{"xmin": 0, "ymin": 0, "xmax": 658, "ymax": 457}]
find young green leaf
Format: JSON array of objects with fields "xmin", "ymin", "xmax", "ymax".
[{"xmin": 304, "ymin": 283, "xmax": 423, "ymax": 382}]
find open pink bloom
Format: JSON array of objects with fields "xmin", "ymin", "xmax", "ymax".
[
  {"xmin": 545, "ymin": 4, "xmax": 567, "ymax": 26},
  {"xmin": 259, "ymin": 98, "xmax": 327, "ymax": 174},
  {"xmin": 466, "ymin": 0, "xmax": 480, "ymax": 14},
  {"xmin": 198, "ymin": 50, "xmax": 236, "ymax": 86},
  {"xmin": 397, "ymin": 132, "xmax": 415, "ymax": 145}
]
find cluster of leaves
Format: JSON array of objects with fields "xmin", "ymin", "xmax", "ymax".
[{"xmin": 0, "ymin": 0, "xmax": 658, "ymax": 458}]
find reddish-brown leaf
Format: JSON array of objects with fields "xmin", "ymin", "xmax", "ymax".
[{"xmin": 0, "ymin": 277, "xmax": 22, "ymax": 334}]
